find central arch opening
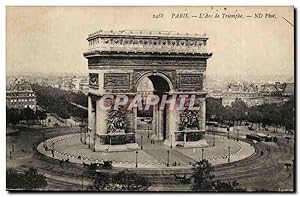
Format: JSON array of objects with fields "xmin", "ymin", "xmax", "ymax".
[{"xmin": 136, "ymin": 74, "xmax": 171, "ymax": 143}]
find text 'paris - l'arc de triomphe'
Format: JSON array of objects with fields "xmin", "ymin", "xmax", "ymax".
[{"xmin": 83, "ymin": 30, "xmax": 212, "ymax": 152}]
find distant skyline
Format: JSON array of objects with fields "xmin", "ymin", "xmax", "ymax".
[{"xmin": 7, "ymin": 6, "xmax": 294, "ymax": 82}]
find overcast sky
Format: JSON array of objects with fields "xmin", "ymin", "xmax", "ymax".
[{"xmin": 6, "ymin": 6, "xmax": 294, "ymax": 82}]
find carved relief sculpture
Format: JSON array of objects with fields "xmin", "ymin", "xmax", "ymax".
[
  {"xmin": 179, "ymin": 110, "xmax": 200, "ymax": 131},
  {"xmin": 89, "ymin": 73, "xmax": 99, "ymax": 88},
  {"xmin": 104, "ymin": 73, "xmax": 130, "ymax": 89}
]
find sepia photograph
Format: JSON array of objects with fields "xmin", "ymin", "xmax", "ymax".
[{"xmin": 5, "ymin": 6, "xmax": 295, "ymax": 192}]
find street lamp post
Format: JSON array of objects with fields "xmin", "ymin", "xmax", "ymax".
[
  {"xmin": 135, "ymin": 151, "xmax": 138, "ymax": 168},
  {"xmin": 84, "ymin": 129, "xmax": 87, "ymax": 145},
  {"xmin": 202, "ymin": 148, "xmax": 204, "ymax": 161},
  {"xmin": 237, "ymin": 130, "xmax": 239, "ymax": 142},
  {"xmin": 44, "ymin": 131, "xmax": 48, "ymax": 149},
  {"xmin": 227, "ymin": 127, "xmax": 230, "ymax": 139},
  {"xmin": 213, "ymin": 133, "xmax": 215, "ymax": 146},
  {"xmin": 82, "ymin": 165, "xmax": 84, "ymax": 191},
  {"xmin": 147, "ymin": 125, "xmax": 150, "ymax": 138},
  {"xmin": 228, "ymin": 147, "xmax": 231, "ymax": 162},
  {"xmin": 167, "ymin": 150, "xmax": 170, "ymax": 167},
  {"xmin": 79, "ymin": 125, "xmax": 83, "ymax": 142},
  {"xmin": 170, "ymin": 135, "xmax": 173, "ymax": 148},
  {"xmin": 141, "ymin": 136, "xmax": 143, "ymax": 150}
]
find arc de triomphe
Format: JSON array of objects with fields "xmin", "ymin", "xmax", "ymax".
[{"xmin": 83, "ymin": 30, "xmax": 212, "ymax": 151}]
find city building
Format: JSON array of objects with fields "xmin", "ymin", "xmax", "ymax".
[
  {"xmin": 6, "ymin": 79, "xmax": 37, "ymax": 111},
  {"xmin": 209, "ymin": 82, "xmax": 293, "ymax": 107}
]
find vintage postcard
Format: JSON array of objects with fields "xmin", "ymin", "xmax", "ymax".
[{"xmin": 6, "ymin": 6, "xmax": 295, "ymax": 192}]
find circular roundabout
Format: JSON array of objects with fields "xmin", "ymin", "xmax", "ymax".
[{"xmin": 37, "ymin": 133, "xmax": 255, "ymax": 169}]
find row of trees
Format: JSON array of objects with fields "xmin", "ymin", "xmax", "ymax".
[
  {"xmin": 247, "ymin": 100, "xmax": 294, "ymax": 131},
  {"xmin": 86, "ymin": 159, "xmax": 245, "ymax": 192},
  {"xmin": 6, "ymin": 161, "xmax": 248, "ymax": 191},
  {"xmin": 7, "ymin": 107, "xmax": 47, "ymax": 125},
  {"xmin": 7, "ymin": 168, "xmax": 47, "ymax": 190},
  {"xmin": 206, "ymin": 97, "xmax": 295, "ymax": 131},
  {"xmin": 31, "ymin": 84, "xmax": 88, "ymax": 119}
]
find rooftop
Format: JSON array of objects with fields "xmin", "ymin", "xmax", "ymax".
[
  {"xmin": 7, "ymin": 79, "xmax": 33, "ymax": 92},
  {"xmin": 86, "ymin": 30, "xmax": 210, "ymax": 54},
  {"xmin": 88, "ymin": 30, "xmax": 208, "ymax": 40}
]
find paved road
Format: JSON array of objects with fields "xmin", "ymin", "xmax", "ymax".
[
  {"xmin": 6, "ymin": 125, "xmax": 294, "ymax": 191},
  {"xmin": 136, "ymin": 130, "xmax": 195, "ymax": 166}
]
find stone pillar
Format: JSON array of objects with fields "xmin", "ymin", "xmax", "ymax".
[
  {"xmin": 158, "ymin": 109, "xmax": 165, "ymax": 140},
  {"xmin": 127, "ymin": 108, "xmax": 135, "ymax": 133},
  {"xmin": 95, "ymin": 97, "xmax": 108, "ymax": 146},
  {"xmin": 152, "ymin": 104, "xmax": 158, "ymax": 137},
  {"xmin": 88, "ymin": 96, "xmax": 96, "ymax": 149},
  {"xmin": 165, "ymin": 107, "xmax": 170, "ymax": 141},
  {"xmin": 167, "ymin": 105, "xmax": 177, "ymax": 147},
  {"xmin": 199, "ymin": 97, "xmax": 206, "ymax": 131},
  {"xmin": 152, "ymin": 104, "xmax": 165, "ymax": 141}
]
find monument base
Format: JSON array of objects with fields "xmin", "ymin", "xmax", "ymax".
[
  {"xmin": 175, "ymin": 140, "xmax": 209, "ymax": 148},
  {"xmin": 94, "ymin": 142, "xmax": 139, "ymax": 152}
]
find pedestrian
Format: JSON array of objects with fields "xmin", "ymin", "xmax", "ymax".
[{"xmin": 151, "ymin": 134, "xmax": 156, "ymax": 144}]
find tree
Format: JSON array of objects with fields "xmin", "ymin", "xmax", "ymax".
[
  {"xmin": 223, "ymin": 106, "xmax": 234, "ymax": 125},
  {"xmin": 87, "ymin": 171, "xmax": 111, "ymax": 191},
  {"xmin": 191, "ymin": 160, "xmax": 244, "ymax": 192},
  {"xmin": 31, "ymin": 84, "xmax": 88, "ymax": 120},
  {"xmin": 35, "ymin": 110, "xmax": 48, "ymax": 126},
  {"xmin": 6, "ymin": 168, "xmax": 47, "ymax": 190},
  {"xmin": 7, "ymin": 108, "xmax": 49, "ymax": 126},
  {"xmin": 281, "ymin": 99, "xmax": 295, "ymax": 131},
  {"xmin": 6, "ymin": 168, "xmax": 23, "ymax": 189},
  {"xmin": 231, "ymin": 98, "xmax": 248, "ymax": 125},
  {"xmin": 35, "ymin": 110, "xmax": 47, "ymax": 121},
  {"xmin": 7, "ymin": 107, "xmax": 21, "ymax": 125},
  {"xmin": 191, "ymin": 160, "xmax": 215, "ymax": 191},
  {"xmin": 247, "ymin": 106, "xmax": 263, "ymax": 129},
  {"xmin": 213, "ymin": 180, "xmax": 244, "ymax": 192},
  {"xmin": 20, "ymin": 107, "xmax": 35, "ymax": 126},
  {"xmin": 206, "ymin": 97, "xmax": 225, "ymax": 122},
  {"xmin": 23, "ymin": 168, "xmax": 48, "ymax": 190},
  {"xmin": 87, "ymin": 170, "xmax": 149, "ymax": 191},
  {"xmin": 246, "ymin": 99, "xmax": 295, "ymax": 132},
  {"xmin": 112, "ymin": 171, "xmax": 149, "ymax": 191}
]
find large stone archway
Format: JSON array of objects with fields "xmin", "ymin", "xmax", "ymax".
[
  {"xmin": 135, "ymin": 73, "xmax": 171, "ymax": 143},
  {"xmin": 83, "ymin": 30, "xmax": 212, "ymax": 151}
]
